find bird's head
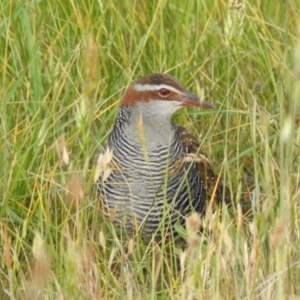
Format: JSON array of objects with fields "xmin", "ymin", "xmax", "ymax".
[{"xmin": 121, "ymin": 73, "xmax": 214, "ymax": 118}]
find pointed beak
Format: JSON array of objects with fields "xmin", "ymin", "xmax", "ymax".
[{"xmin": 180, "ymin": 91, "xmax": 215, "ymax": 109}]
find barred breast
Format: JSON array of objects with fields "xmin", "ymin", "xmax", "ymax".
[{"xmin": 97, "ymin": 107, "xmax": 206, "ymax": 236}]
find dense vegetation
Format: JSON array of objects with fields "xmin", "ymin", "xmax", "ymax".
[{"xmin": 0, "ymin": 0, "xmax": 299, "ymax": 298}]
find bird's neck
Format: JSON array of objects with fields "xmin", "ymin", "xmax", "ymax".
[{"xmin": 112, "ymin": 103, "xmax": 175, "ymax": 149}]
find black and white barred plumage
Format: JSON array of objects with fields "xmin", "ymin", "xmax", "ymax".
[
  {"xmin": 97, "ymin": 73, "xmax": 229, "ymax": 237},
  {"xmin": 98, "ymin": 106, "xmax": 205, "ymax": 236}
]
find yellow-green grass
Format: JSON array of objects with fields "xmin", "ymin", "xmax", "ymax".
[{"xmin": 1, "ymin": 0, "xmax": 299, "ymax": 299}]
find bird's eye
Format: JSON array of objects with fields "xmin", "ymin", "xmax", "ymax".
[{"xmin": 158, "ymin": 88, "xmax": 170, "ymax": 97}]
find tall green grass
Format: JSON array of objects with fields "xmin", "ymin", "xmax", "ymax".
[{"xmin": 0, "ymin": 0, "xmax": 299, "ymax": 299}]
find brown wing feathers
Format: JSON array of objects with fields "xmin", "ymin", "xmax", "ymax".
[{"xmin": 174, "ymin": 125, "xmax": 231, "ymax": 207}]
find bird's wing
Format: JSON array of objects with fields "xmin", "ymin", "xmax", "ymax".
[{"xmin": 174, "ymin": 125, "xmax": 231, "ymax": 206}]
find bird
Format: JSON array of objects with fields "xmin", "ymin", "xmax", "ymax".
[{"xmin": 97, "ymin": 73, "xmax": 230, "ymax": 237}]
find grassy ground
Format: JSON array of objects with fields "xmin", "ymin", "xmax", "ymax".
[{"xmin": 1, "ymin": 0, "xmax": 300, "ymax": 299}]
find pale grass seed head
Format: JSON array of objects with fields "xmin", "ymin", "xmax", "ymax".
[
  {"xmin": 124, "ymin": 263, "xmax": 133, "ymax": 300},
  {"xmin": 271, "ymin": 217, "xmax": 288, "ymax": 248},
  {"xmin": 108, "ymin": 246, "xmax": 118, "ymax": 270},
  {"xmin": 23, "ymin": 232, "xmax": 51, "ymax": 299},
  {"xmin": 219, "ymin": 222, "xmax": 233, "ymax": 260},
  {"xmin": 63, "ymin": 226, "xmax": 100, "ymax": 298},
  {"xmin": 259, "ymin": 111, "xmax": 270, "ymax": 135},
  {"xmin": 55, "ymin": 134, "xmax": 69, "ymax": 166},
  {"xmin": 84, "ymin": 34, "xmax": 99, "ymax": 108},
  {"xmin": 186, "ymin": 212, "xmax": 201, "ymax": 247},
  {"xmin": 225, "ymin": 0, "xmax": 245, "ymax": 49},
  {"xmin": 66, "ymin": 174, "xmax": 84, "ymax": 208},
  {"xmin": 76, "ymin": 97, "xmax": 90, "ymax": 130},
  {"xmin": 75, "ymin": 35, "xmax": 98, "ymax": 130},
  {"xmin": 179, "ymin": 249, "xmax": 188, "ymax": 275},
  {"xmin": 228, "ymin": 0, "xmax": 245, "ymax": 9},
  {"xmin": 31, "ymin": 232, "xmax": 51, "ymax": 285},
  {"xmin": 281, "ymin": 117, "xmax": 293, "ymax": 143},
  {"xmin": 99, "ymin": 230, "xmax": 106, "ymax": 254},
  {"xmin": 247, "ymin": 223, "xmax": 258, "ymax": 293},
  {"xmin": 94, "ymin": 148, "xmax": 113, "ymax": 182},
  {"xmin": 252, "ymin": 78, "xmax": 263, "ymax": 95},
  {"xmin": 3, "ymin": 226, "xmax": 12, "ymax": 271},
  {"xmin": 204, "ymin": 203, "xmax": 215, "ymax": 232},
  {"xmin": 127, "ymin": 238, "xmax": 135, "ymax": 257}
]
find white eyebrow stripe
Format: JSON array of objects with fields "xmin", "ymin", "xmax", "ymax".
[{"xmin": 133, "ymin": 83, "xmax": 183, "ymax": 94}]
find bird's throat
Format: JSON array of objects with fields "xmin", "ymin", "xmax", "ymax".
[{"xmin": 125, "ymin": 113, "xmax": 174, "ymax": 149}]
